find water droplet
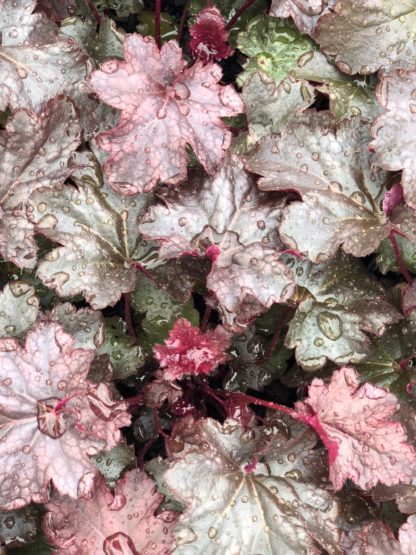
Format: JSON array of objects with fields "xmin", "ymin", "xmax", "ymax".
[
  {"xmin": 178, "ymin": 217, "xmax": 187, "ymax": 227},
  {"xmin": 336, "ymin": 61, "xmax": 352, "ymax": 75},
  {"xmin": 4, "ymin": 516, "xmax": 15, "ymax": 529},
  {"xmin": 17, "ymin": 67, "xmax": 28, "ymax": 79},
  {"xmin": 241, "ymin": 495, "xmax": 248, "ymax": 503},
  {"xmin": 103, "ymin": 532, "xmax": 140, "ymax": 555},
  {"xmin": 297, "ymin": 51, "xmax": 314, "ymax": 67},
  {"xmin": 257, "ymin": 220, "xmax": 265, "ymax": 230},
  {"xmin": 4, "ymin": 325, "xmax": 16, "ymax": 335},
  {"xmin": 317, "ymin": 311, "xmax": 343, "ymax": 341},
  {"xmin": 208, "ymin": 527, "xmax": 217, "ymax": 539},
  {"xmin": 350, "ymin": 191, "xmax": 366, "ymax": 205},
  {"xmin": 157, "ymin": 106, "xmax": 167, "ymax": 119},
  {"xmin": 22, "ymin": 445, "xmax": 31, "ymax": 454}
]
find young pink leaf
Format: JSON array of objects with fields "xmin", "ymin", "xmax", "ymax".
[
  {"xmin": 399, "ymin": 514, "xmax": 416, "ymax": 555},
  {"xmin": 89, "ymin": 34, "xmax": 244, "ymax": 194},
  {"xmin": 0, "ymin": 322, "xmax": 131, "ymax": 510},
  {"xmin": 0, "ymin": 96, "xmax": 81, "ymax": 268},
  {"xmin": 153, "ymin": 318, "xmax": 230, "ymax": 381},
  {"xmin": 44, "ymin": 469, "xmax": 177, "ymax": 555},
  {"xmin": 189, "ymin": 6, "xmax": 233, "ymax": 63},
  {"xmin": 295, "ymin": 367, "xmax": 416, "ymax": 491},
  {"xmin": 383, "ymin": 183, "xmax": 404, "ymax": 217}
]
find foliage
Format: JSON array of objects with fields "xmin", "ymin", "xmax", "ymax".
[{"xmin": 1, "ymin": 0, "xmax": 416, "ymax": 553}]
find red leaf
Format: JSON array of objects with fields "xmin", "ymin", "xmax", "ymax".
[
  {"xmin": 295, "ymin": 367, "xmax": 416, "ymax": 490},
  {"xmin": 44, "ymin": 469, "xmax": 177, "ymax": 555},
  {"xmin": 0, "ymin": 322, "xmax": 131, "ymax": 510},
  {"xmin": 153, "ymin": 318, "xmax": 230, "ymax": 381},
  {"xmin": 89, "ymin": 34, "xmax": 244, "ymax": 194},
  {"xmin": 189, "ymin": 6, "xmax": 233, "ymax": 63}
]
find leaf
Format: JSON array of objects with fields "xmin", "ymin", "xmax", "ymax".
[
  {"xmin": 245, "ymin": 114, "xmax": 390, "ymax": 261},
  {"xmin": 93, "ymin": 0, "xmax": 143, "ymax": 16},
  {"xmin": 36, "ymin": 0, "xmax": 77, "ymax": 20},
  {"xmin": 0, "ymin": 506, "xmax": 37, "ymax": 547},
  {"xmin": 237, "ymin": 16, "xmax": 316, "ymax": 86},
  {"xmin": 0, "ymin": 321, "xmax": 131, "ymax": 509},
  {"xmin": 8, "ymin": 532, "xmax": 52, "ymax": 555},
  {"xmin": 96, "ymin": 317, "xmax": 145, "ymax": 379},
  {"xmin": 0, "ymin": 281, "xmax": 38, "ymax": 338},
  {"xmin": 189, "ymin": 6, "xmax": 233, "ymax": 63},
  {"xmin": 289, "ymin": 51, "xmax": 379, "ymax": 120},
  {"xmin": 164, "ymin": 416, "xmax": 342, "ymax": 554},
  {"xmin": 89, "ymin": 34, "xmax": 244, "ymax": 194},
  {"xmin": 0, "ymin": 96, "xmax": 81, "ymax": 268},
  {"xmin": 284, "ymin": 252, "xmax": 401, "ymax": 370},
  {"xmin": 92, "ymin": 443, "xmax": 135, "ymax": 488},
  {"xmin": 139, "ymin": 156, "xmax": 295, "ymax": 330},
  {"xmin": 371, "ymin": 68, "xmax": 416, "ymax": 210},
  {"xmin": 315, "ymin": 0, "xmax": 416, "ymax": 75},
  {"xmin": 0, "ymin": 0, "xmax": 92, "ymax": 112},
  {"xmin": 133, "ymin": 272, "xmax": 199, "ymax": 352},
  {"xmin": 153, "ymin": 319, "xmax": 230, "ymax": 380},
  {"xmin": 28, "ymin": 152, "xmax": 150, "ymax": 309},
  {"xmin": 242, "ymin": 72, "xmax": 315, "ymax": 143},
  {"xmin": 341, "ymin": 520, "xmax": 403, "ymax": 555},
  {"xmin": 46, "ymin": 303, "xmax": 104, "ymax": 350},
  {"xmin": 296, "ymin": 367, "xmax": 416, "ymax": 491},
  {"xmin": 270, "ymin": 0, "xmax": 335, "ymax": 35},
  {"xmin": 43, "ymin": 469, "xmax": 177, "ymax": 555},
  {"xmin": 377, "ymin": 206, "xmax": 416, "ymax": 274}
]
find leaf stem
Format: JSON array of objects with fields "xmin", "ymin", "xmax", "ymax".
[
  {"xmin": 83, "ymin": 0, "xmax": 102, "ymax": 24},
  {"xmin": 155, "ymin": 0, "xmax": 162, "ymax": 48},
  {"xmin": 225, "ymin": 0, "xmax": 257, "ymax": 31},
  {"xmin": 258, "ymin": 306, "xmax": 291, "ymax": 364},
  {"xmin": 177, "ymin": 0, "xmax": 191, "ymax": 44},
  {"xmin": 389, "ymin": 229, "xmax": 413, "ymax": 285},
  {"xmin": 200, "ymin": 305, "xmax": 212, "ymax": 332},
  {"xmin": 123, "ymin": 292, "xmax": 137, "ymax": 342}
]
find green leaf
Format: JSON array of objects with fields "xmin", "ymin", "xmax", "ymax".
[
  {"xmin": 136, "ymin": 11, "xmax": 178, "ymax": 43},
  {"xmin": 377, "ymin": 206, "xmax": 416, "ymax": 274},
  {"xmin": 93, "ymin": 443, "xmax": 136, "ymax": 488},
  {"xmin": 133, "ymin": 273, "xmax": 199, "ymax": 352},
  {"xmin": 237, "ymin": 16, "xmax": 315, "ymax": 86}
]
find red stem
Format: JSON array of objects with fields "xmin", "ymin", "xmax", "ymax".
[
  {"xmin": 155, "ymin": 0, "xmax": 162, "ymax": 48},
  {"xmin": 200, "ymin": 305, "xmax": 212, "ymax": 332},
  {"xmin": 153, "ymin": 408, "xmax": 169, "ymax": 438},
  {"xmin": 177, "ymin": 0, "xmax": 191, "ymax": 44},
  {"xmin": 123, "ymin": 292, "xmax": 137, "ymax": 342},
  {"xmin": 258, "ymin": 306, "xmax": 291, "ymax": 364},
  {"xmin": 225, "ymin": 0, "xmax": 257, "ymax": 30},
  {"xmin": 389, "ymin": 229, "xmax": 413, "ymax": 285},
  {"xmin": 84, "ymin": 0, "xmax": 102, "ymax": 24}
]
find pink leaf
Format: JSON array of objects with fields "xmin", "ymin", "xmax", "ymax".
[
  {"xmin": 153, "ymin": 318, "xmax": 230, "ymax": 381},
  {"xmin": 399, "ymin": 514, "xmax": 416, "ymax": 555},
  {"xmin": 0, "ymin": 322, "xmax": 131, "ymax": 510},
  {"xmin": 383, "ymin": 183, "xmax": 404, "ymax": 217},
  {"xmin": 89, "ymin": 34, "xmax": 244, "ymax": 194},
  {"xmin": 43, "ymin": 469, "xmax": 177, "ymax": 555},
  {"xmin": 295, "ymin": 367, "xmax": 416, "ymax": 490},
  {"xmin": 189, "ymin": 6, "xmax": 233, "ymax": 63}
]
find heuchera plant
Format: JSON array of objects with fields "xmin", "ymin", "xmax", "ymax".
[{"xmin": 3, "ymin": 0, "xmax": 416, "ymax": 553}]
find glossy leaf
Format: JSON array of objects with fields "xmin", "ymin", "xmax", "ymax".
[
  {"xmin": 140, "ymin": 156, "xmax": 295, "ymax": 330},
  {"xmin": 0, "ymin": 322, "xmax": 130, "ymax": 509},
  {"xmin": 245, "ymin": 115, "xmax": 390, "ymax": 261},
  {"xmin": 89, "ymin": 34, "xmax": 244, "ymax": 193}
]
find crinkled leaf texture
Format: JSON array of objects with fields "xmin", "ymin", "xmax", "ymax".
[
  {"xmin": 189, "ymin": 6, "xmax": 233, "ymax": 63},
  {"xmin": 0, "ymin": 0, "xmax": 92, "ymax": 112},
  {"xmin": 28, "ymin": 152, "xmax": 150, "ymax": 309},
  {"xmin": 153, "ymin": 318, "xmax": 230, "ymax": 380},
  {"xmin": 140, "ymin": 156, "xmax": 294, "ymax": 331},
  {"xmin": 371, "ymin": 69, "xmax": 416, "ymax": 210},
  {"xmin": 89, "ymin": 34, "xmax": 244, "ymax": 194},
  {"xmin": 315, "ymin": 0, "xmax": 416, "ymax": 75},
  {"xmin": 296, "ymin": 367, "xmax": 416, "ymax": 491},
  {"xmin": 44, "ymin": 469, "xmax": 177, "ymax": 555},
  {"xmin": 0, "ymin": 96, "xmax": 80, "ymax": 268},
  {"xmin": 164, "ymin": 416, "xmax": 342, "ymax": 554},
  {"xmin": 284, "ymin": 252, "xmax": 401, "ymax": 369},
  {"xmin": 245, "ymin": 114, "xmax": 390, "ymax": 262},
  {"xmin": 0, "ymin": 321, "xmax": 131, "ymax": 510}
]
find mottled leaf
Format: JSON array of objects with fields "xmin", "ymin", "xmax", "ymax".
[
  {"xmin": 89, "ymin": 34, "xmax": 244, "ymax": 193},
  {"xmin": 237, "ymin": 16, "xmax": 315, "ymax": 86},
  {"xmin": 290, "ymin": 51, "xmax": 379, "ymax": 120},
  {"xmin": 140, "ymin": 156, "xmax": 295, "ymax": 330},
  {"xmin": 44, "ymin": 469, "xmax": 177, "ymax": 555},
  {"xmin": 296, "ymin": 367, "xmax": 416, "ymax": 490},
  {"xmin": 242, "ymin": 72, "xmax": 315, "ymax": 143},
  {"xmin": 0, "ymin": 0, "xmax": 92, "ymax": 112},
  {"xmin": 315, "ymin": 0, "xmax": 416, "ymax": 75},
  {"xmin": 0, "ymin": 96, "xmax": 80, "ymax": 268},
  {"xmin": 271, "ymin": 0, "xmax": 336, "ymax": 34},
  {"xmin": 285, "ymin": 252, "xmax": 401, "ymax": 369},
  {"xmin": 371, "ymin": 68, "xmax": 416, "ymax": 210},
  {"xmin": 0, "ymin": 281, "xmax": 38, "ymax": 338},
  {"xmin": 153, "ymin": 319, "xmax": 230, "ymax": 380},
  {"xmin": 245, "ymin": 115, "xmax": 390, "ymax": 261},
  {"xmin": 46, "ymin": 303, "xmax": 104, "ymax": 350},
  {"xmin": 28, "ymin": 152, "xmax": 150, "ymax": 309},
  {"xmin": 0, "ymin": 322, "xmax": 131, "ymax": 509},
  {"xmin": 165, "ymin": 416, "xmax": 342, "ymax": 554},
  {"xmin": 96, "ymin": 317, "xmax": 144, "ymax": 379}
]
